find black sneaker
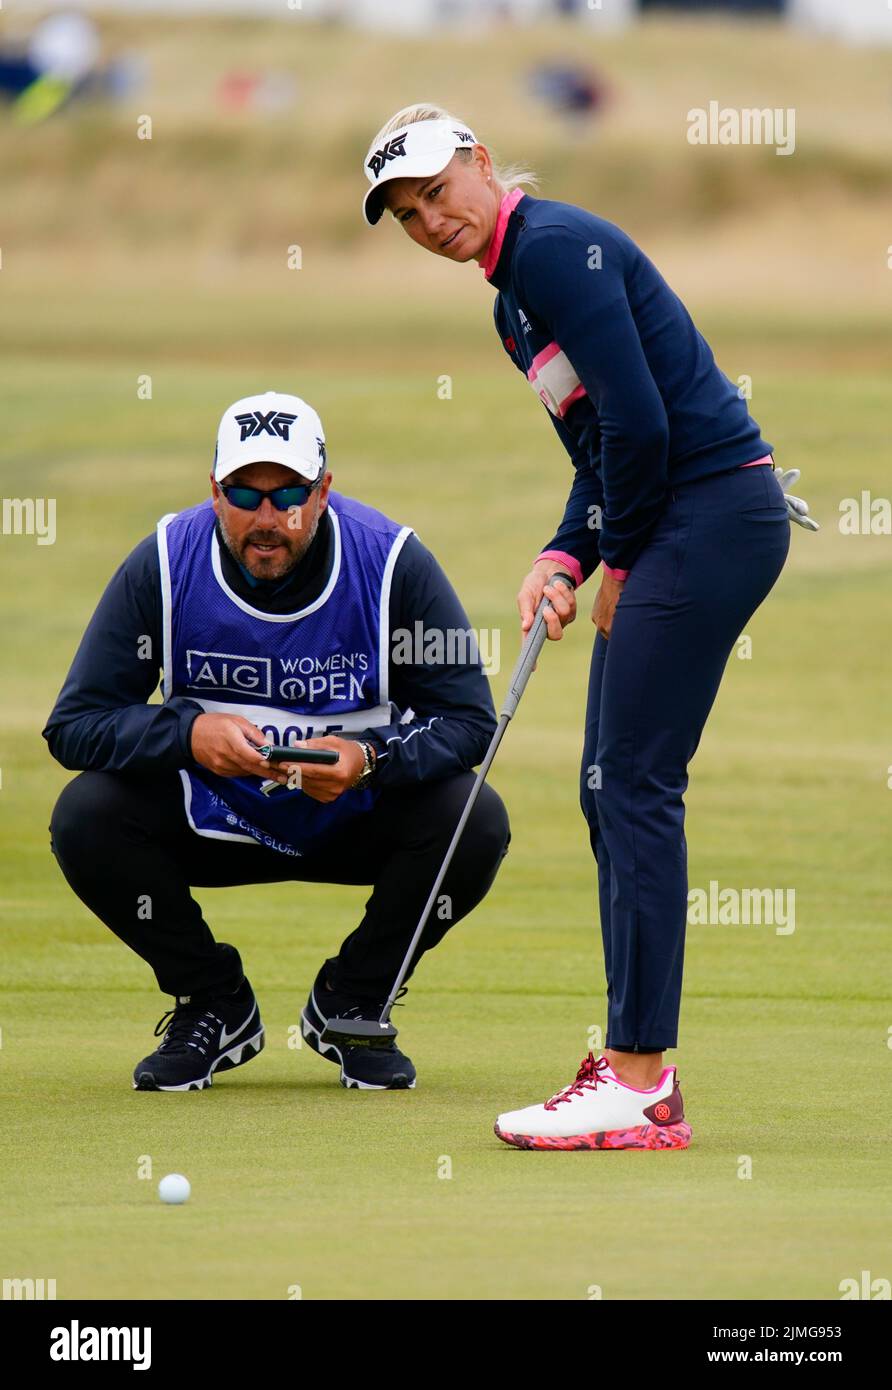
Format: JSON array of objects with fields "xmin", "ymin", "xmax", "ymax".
[
  {"xmin": 133, "ymin": 978, "xmax": 264, "ymax": 1091},
  {"xmin": 300, "ymin": 965, "xmax": 416, "ymax": 1090}
]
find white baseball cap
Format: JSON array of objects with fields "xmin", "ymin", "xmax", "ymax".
[
  {"xmin": 213, "ymin": 391, "xmax": 327, "ymax": 484},
  {"xmin": 362, "ymin": 117, "xmax": 477, "ymax": 226}
]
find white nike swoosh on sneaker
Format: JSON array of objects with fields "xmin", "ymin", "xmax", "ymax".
[{"xmin": 219, "ymin": 1006, "xmax": 256, "ymax": 1050}]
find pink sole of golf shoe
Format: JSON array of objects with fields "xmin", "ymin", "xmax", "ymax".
[{"xmin": 493, "ymin": 1120, "xmax": 692, "ymax": 1151}]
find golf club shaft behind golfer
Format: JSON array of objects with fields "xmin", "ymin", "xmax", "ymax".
[{"xmin": 379, "ymin": 571, "xmax": 575, "ymax": 1023}]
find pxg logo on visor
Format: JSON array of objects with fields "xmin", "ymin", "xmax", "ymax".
[{"xmin": 367, "ymin": 132, "xmax": 409, "ymax": 180}]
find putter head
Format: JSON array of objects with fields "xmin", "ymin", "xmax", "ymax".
[{"xmin": 320, "ymin": 1016, "xmax": 398, "ymax": 1049}]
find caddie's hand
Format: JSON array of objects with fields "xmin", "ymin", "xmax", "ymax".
[
  {"xmin": 277, "ymin": 736, "xmax": 370, "ymax": 804},
  {"xmin": 773, "ymin": 465, "xmax": 820, "ymax": 532},
  {"xmin": 592, "ymin": 571, "xmax": 625, "ymax": 640},
  {"xmin": 189, "ymin": 713, "xmax": 279, "ymax": 779},
  {"xmin": 517, "ymin": 559, "xmax": 577, "ymax": 641}
]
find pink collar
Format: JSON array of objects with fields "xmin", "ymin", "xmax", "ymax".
[{"xmin": 481, "ymin": 187, "xmax": 524, "ymax": 280}]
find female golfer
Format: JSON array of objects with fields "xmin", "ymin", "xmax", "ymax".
[{"xmin": 361, "ymin": 104, "xmax": 814, "ymax": 1151}]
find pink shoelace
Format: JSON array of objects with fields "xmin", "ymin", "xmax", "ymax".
[{"xmin": 544, "ymin": 1052, "xmax": 611, "ymax": 1110}]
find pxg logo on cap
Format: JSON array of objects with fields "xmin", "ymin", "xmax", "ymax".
[
  {"xmin": 214, "ymin": 391, "xmax": 326, "ymax": 484},
  {"xmin": 235, "ymin": 407, "xmax": 296, "ymax": 442}
]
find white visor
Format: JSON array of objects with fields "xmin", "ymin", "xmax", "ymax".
[{"xmin": 362, "ymin": 118, "xmax": 477, "ymax": 226}]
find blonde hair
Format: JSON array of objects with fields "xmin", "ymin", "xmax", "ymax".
[{"xmin": 369, "ymin": 102, "xmax": 539, "ymax": 211}]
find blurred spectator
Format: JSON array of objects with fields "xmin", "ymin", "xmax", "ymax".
[
  {"xmin": 217, "ymin": 71, "xmax": 297, "ymax": 115},
  {"xmin": 0, "ymin": 10, "xmax": 146, "ymax": 125},
  {"xmin": 529, "ymin": 62, "xmax": 610, "ymax": 127},
  {"xmin": 28, "ymin": 11, "xmax": 100, "ymax": 84},
  {"xmin": 0, "ymin": 10, "xmax": 99, "ymax": 123}
]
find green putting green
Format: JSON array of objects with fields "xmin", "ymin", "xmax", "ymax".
[{"xmin": 2, "ymin": 316, "xmax": 889, "ymax": 1298}]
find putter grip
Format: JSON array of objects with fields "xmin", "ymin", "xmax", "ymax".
[{"xmin": 500, "ymin": 572, "xmax": 575, "ymax": 719}]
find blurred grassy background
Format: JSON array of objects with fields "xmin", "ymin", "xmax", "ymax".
[
  {"xmin": 4, "ymin": 12, "xmax": 892, "ymax": 298},
  {"xmin": 0, "ymin": 13, "xmax": 890, "ymax": 1300}
]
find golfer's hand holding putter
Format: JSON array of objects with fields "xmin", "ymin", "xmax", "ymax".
[{"xmin": 518, "ymin": 559, "xmax": 577, "ymax": 644}]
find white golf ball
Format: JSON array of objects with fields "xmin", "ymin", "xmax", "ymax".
[{"xmin": 158, "ymin": 1173, "xmax": 191, "ymax": 1205}]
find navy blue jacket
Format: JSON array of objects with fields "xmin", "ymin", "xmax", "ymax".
[
  {"xmin": 43, "ymin": 503, "xmax": 496, "ymax": 789},
  {"xmin": 486, "ymin": 192, "xmax": 772, "ymax": 578}
]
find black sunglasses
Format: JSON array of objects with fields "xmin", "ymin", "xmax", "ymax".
[{"xmin": 219, "ymin": 480, "xmax": 319, "ymax": 511}]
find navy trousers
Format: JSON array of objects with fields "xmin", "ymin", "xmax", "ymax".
[{"xmin": 579, "ymin": 461, "xmax": 791, "ymax": 1052}]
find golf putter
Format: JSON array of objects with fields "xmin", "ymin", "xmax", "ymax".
[{"xmin": 320, "ymin": 572, "xmax": 576, "ymax": 1049}]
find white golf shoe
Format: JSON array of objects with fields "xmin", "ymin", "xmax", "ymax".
[{"xmin": 494, "ymin": 1052, "xmax": 691, "ymax": 1151}]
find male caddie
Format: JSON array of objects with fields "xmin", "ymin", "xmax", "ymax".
[{"xmin": 44, "ymin": 391, "xmax": 509, "ymax": 1092}]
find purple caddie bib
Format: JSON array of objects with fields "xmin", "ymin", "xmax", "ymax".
[{"xmin": 157, "ymin": 492, "xmax": 412, "ymax": 855}]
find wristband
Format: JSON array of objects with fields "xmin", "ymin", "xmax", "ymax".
[{"xmin": 534, "ymin": 550, "xmax": 584, "ymax": 589}]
